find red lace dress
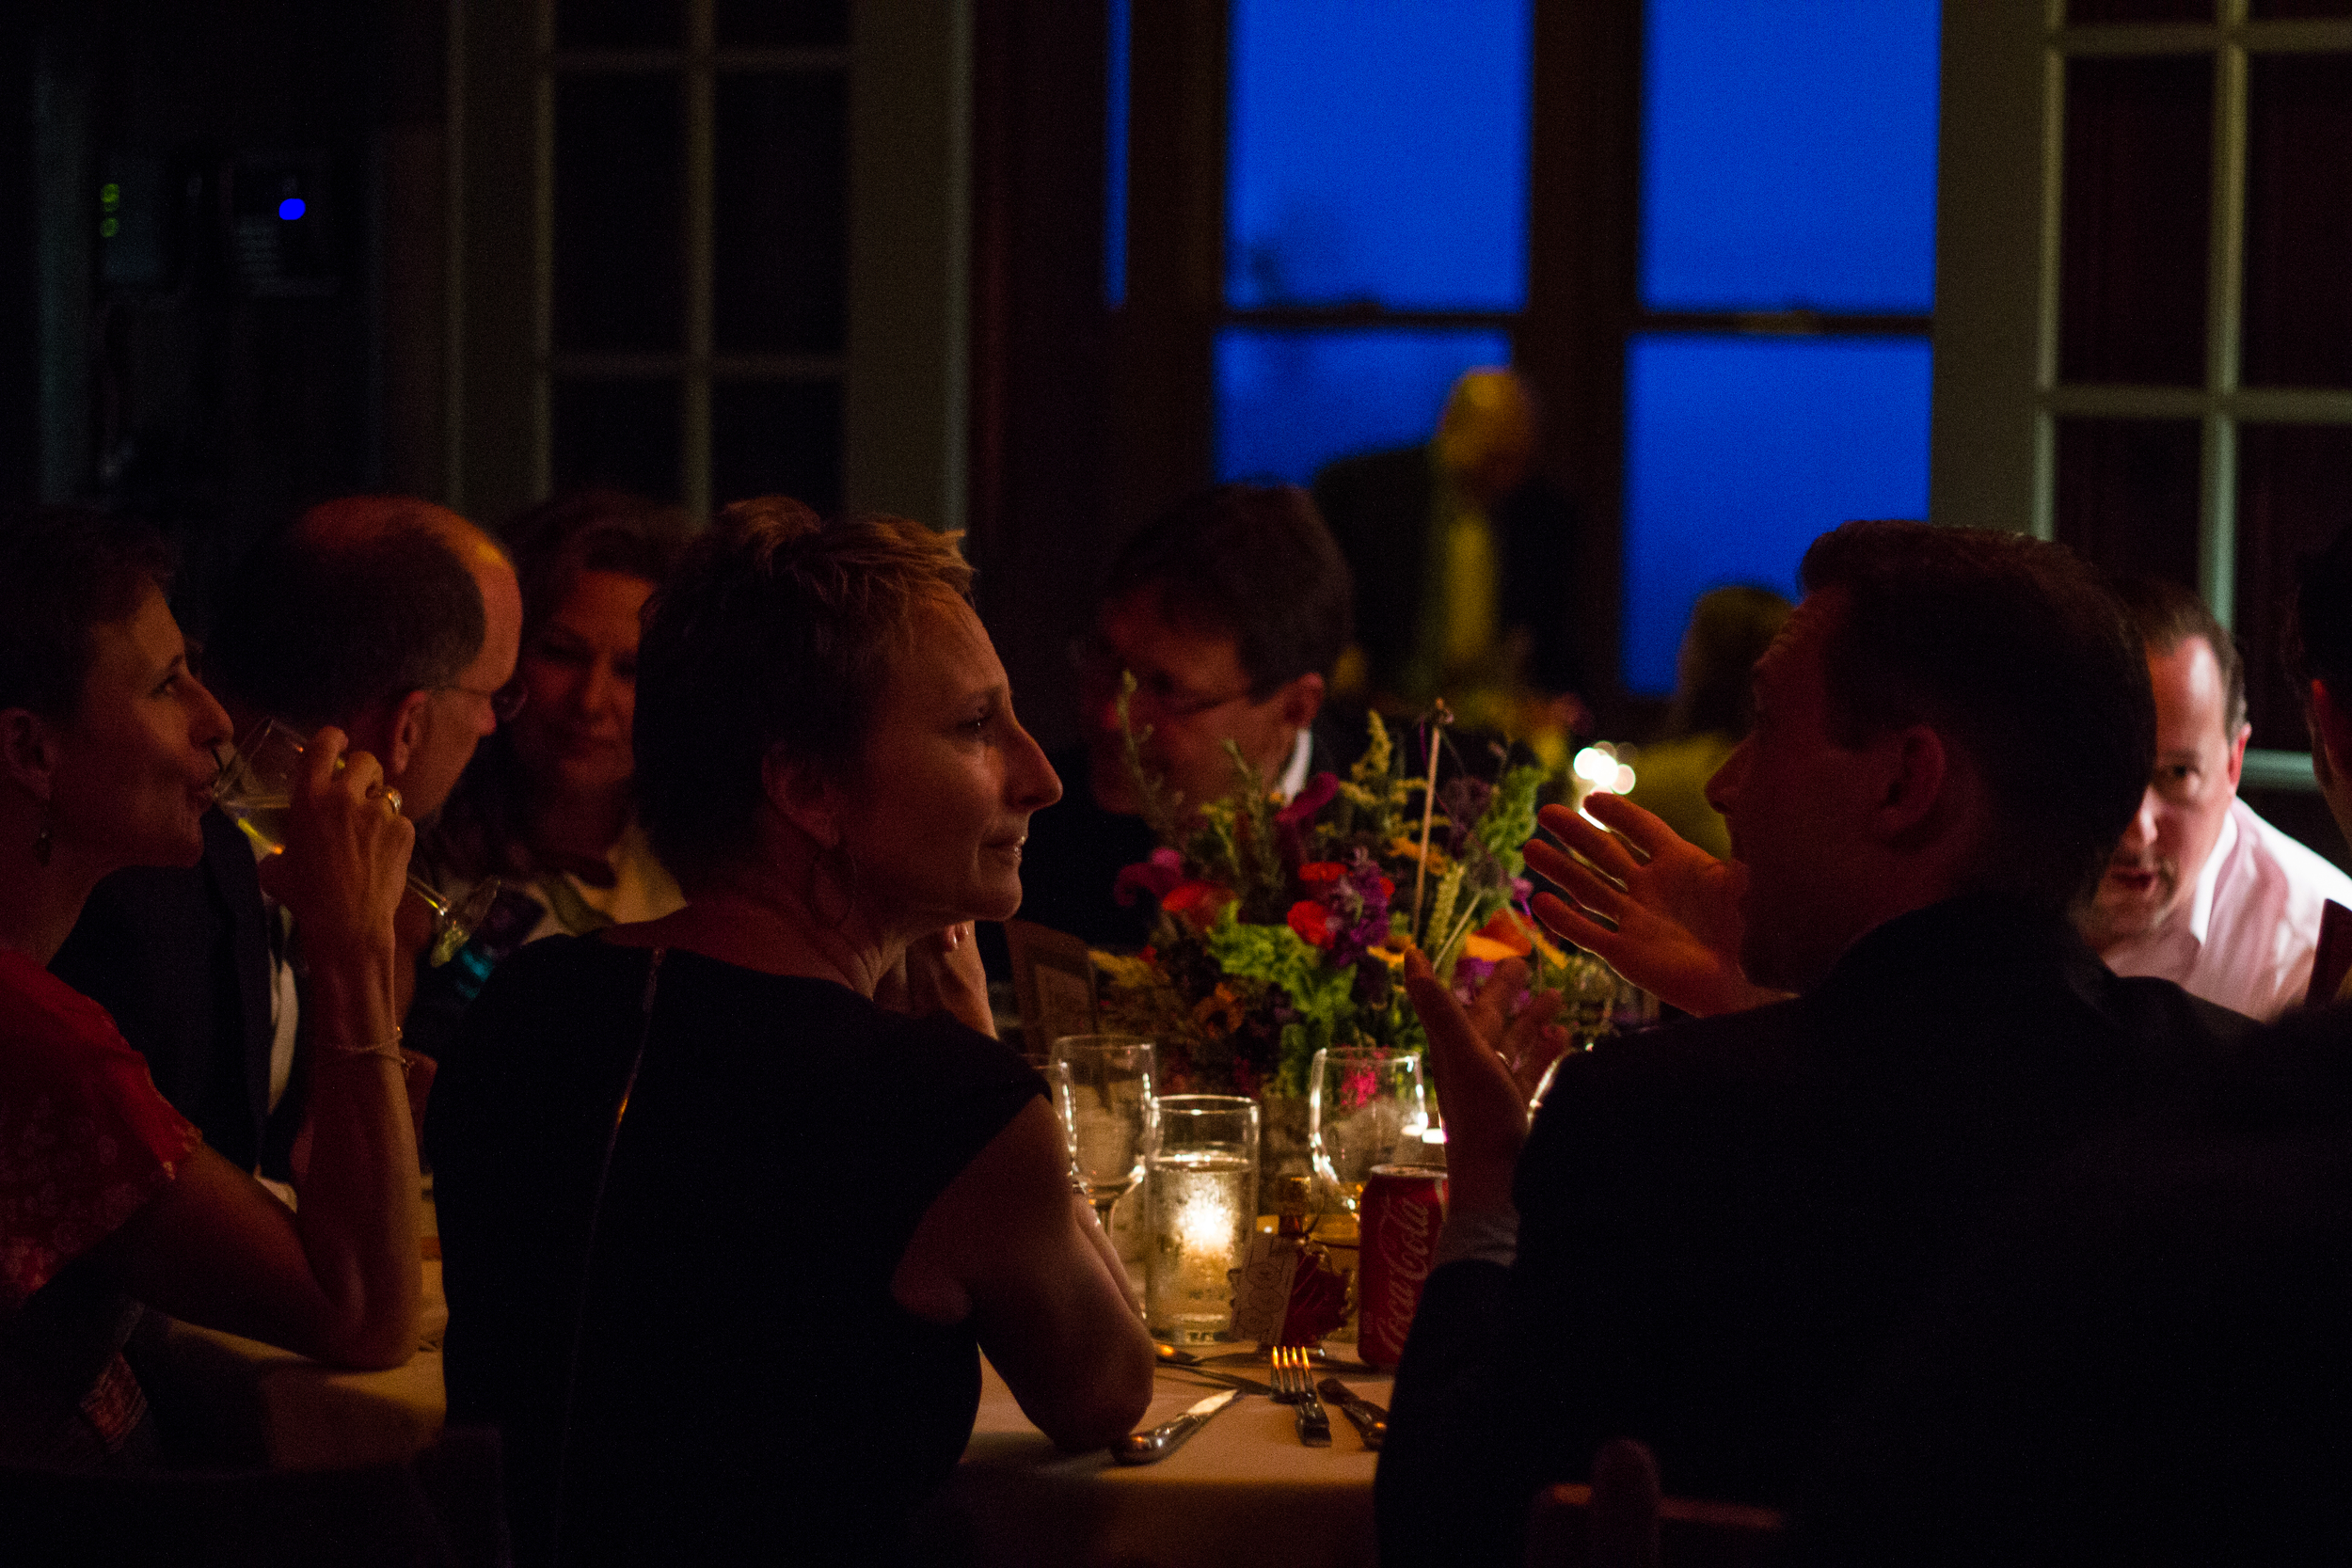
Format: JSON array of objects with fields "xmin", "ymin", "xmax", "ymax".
[{"xmin": 0, "ymin": 947, "xmax": 200, "ymax": 1466}]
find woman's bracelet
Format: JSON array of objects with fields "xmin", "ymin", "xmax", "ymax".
[{"xmin": 314, "ymin": 1027, "xmax": 410, "ymax": 1069}]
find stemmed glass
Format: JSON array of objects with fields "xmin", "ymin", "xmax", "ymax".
[
  {"xmin": 1050, "ymin": 1035, "xmax": 1158, "ymax": 1231},
  {"xmin": 214, "ymin": 718, "xmax": 501, "ymax": 967},
  {"xmin": 1308, "ymin": 1047, "xmax": 1430, "ymax": 1213}
]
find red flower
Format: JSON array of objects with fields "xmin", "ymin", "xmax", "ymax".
[
  {"xmin": 1162, "ymin": 880, "xmax": 1232, "ymax": 929},
  {"xmin": 1113, "ymin": 847, "xmax": 1186, "ymax": 907},
  {"xmin": 1287, "ymin": 900, "xmax": 1335, "ymax": 948},
  {"xmin": 1296, "ymin": 861, "xmax": 1346, "ymax": 886}
]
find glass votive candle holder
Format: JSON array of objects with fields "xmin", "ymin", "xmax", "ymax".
[{"xmin": 1144, "ymin": 1094, "xmax": 1261, "ymax": 1344}]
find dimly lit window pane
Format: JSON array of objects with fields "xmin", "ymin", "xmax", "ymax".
[
  {"xmin": 1214, "ymin": 327, "xmax": 1513, "ymax": 485},
  {"xmin": 1640, "ymin": 0, "xmax": 1938, "ymax": 312},
  {"xmin": 715, "ymin": 0, "xmax": 847, "ymax": 47},
  {"xmin": 710, "ymin": 379, "xmax": 843, "ymax": 516},
  {"xmin": 554, "ymin": 77, "xmax": 682, "ymax": 354},
  {"xmin": 2053, "ymin": 418, "xmax": 2202, "ymax": 589},
  {"xmin": 1226, "ymin": 0, "xmax": 1529, "ymax": 309},
  {"xmin": 2237, "ymin": 423, "xmax": 2352, "ymax": 749},
  {"xmin": 557, "ymin": 0, "xmax": 680, "ymax": 49},
  {"xmin": 1622, "ymin": 335, "xmax": 1931, "ymax": 694},
  {"xmin": 552, "ymin": 380, "xmax": 679, "ymax": 500},
  {"xmin": 713, "ymin": 73, "xmax": 847, "ymax": 355},
  {"xmin": 1105, "ymin": 0, "xmax": 1130, "ymax": 306},
  {"xmin": 2249, "ymin": 0, "xmax": 2352, "ymax": 17},
  {"xmin": 2243, "ymin": 54, "xmax": 2352, "ymax": 388},
  {"xmin": 2058, "ymin": 55, "xmax": 2211, "ymax": 387}
]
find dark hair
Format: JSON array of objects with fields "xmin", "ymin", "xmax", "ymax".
[
  {"xmin": 1799, "ymin": 520, "xmax": 2154, "ymax": 912},
  {"xmin": 2287, "ymin": 522, "xmax": 2352, "ymax": 700},
  {"xmin": 1104, "ymin": 483, "xmax": 1353, "ymax": 694},
  {"xmin": 427, "ymin": 489, "xmax": 694, "ymax": 880},
  {"xmin": 0, "ymin": 505, "xmax": 176, "ymax": 721},
  {"xmin": 2110, "ymin": 573, "xmax": 2247, "ymax": 736},
  {"xmin": 205, "ymin": 525, "xmax": 485, "ymax": 731},
  {"xmin": 1668, "ymin": 585, "xmax": 1793, "ymax": 740},
  {"xmin": 634, "ymin": 499, "xmax": 976, "ymax": 890}
]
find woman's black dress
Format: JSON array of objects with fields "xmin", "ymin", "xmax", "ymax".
[{"xmin": 429, "ymin": 939, "xmax": 1042, "ymax": 1567}]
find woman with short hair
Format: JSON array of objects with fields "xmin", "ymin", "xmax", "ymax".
[
  {"xmin": 0, "ymin": 506, "xmax": 420, "ymax": 1466},
  {"xmin": 431, "ymin": 499, "xmax": 1154, "ymax": 1567}
]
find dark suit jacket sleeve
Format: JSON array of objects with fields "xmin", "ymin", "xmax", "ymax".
[{"xmin": 1376, "ymin": 1257, "xmax": 1535, "ymax": 1568}]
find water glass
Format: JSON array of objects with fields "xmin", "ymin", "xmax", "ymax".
[
  {"xmin": 1144, "ymin": 1094, "xmax": 1261, "ymax": 1344},
  {"xmin": 1308, "ymin": 1047, "xmax": 1430, "ymax": 1212},
  {"xmin": 1050, "ymin": 1036, "xmax": 1157, "ymax": 1229}
]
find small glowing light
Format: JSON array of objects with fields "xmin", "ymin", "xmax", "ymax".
[
  {"xmin": 1572, "ymin": 746, "xmax": 1618, "ymax": 784},
  {"xmin": 1614, "ymin": 765, "xmax": 1637, "ymax": 794},
  {"xmin": 99, "ymin": 218, "xmax": 119, "ymax": 239},
  {"xmin": 278, "ymin": 197, "xmax": 307, "ymax": 221},
  {"xmin": 99, "ymin": 183, "xmax": 120, "ymax": 207},
  {"xmin": 1421, "ymin": 1127, "xmax": 1448, "ymax": 1146}
]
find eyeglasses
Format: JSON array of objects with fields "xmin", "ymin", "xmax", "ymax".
[
  {"xmin": 436, "ymin": 680, "xmax": 529, "ymax": 723},
  {"xmin": 1069, "ymin": 634, "xmax": 1257, "ymax": 722}
]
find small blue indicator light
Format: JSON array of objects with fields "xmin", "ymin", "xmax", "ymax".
[{"xmin": 278, "ymin": 198, "xmax": 306, "ymax": 221}]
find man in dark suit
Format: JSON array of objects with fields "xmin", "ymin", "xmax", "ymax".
[
  {"xmin": 991, "ymin": 483, "xmax": 1354, "ymax": 961},
  {"xmin": 52, "ymin": 497, "xmax": 520, "ymax": 1169},
  {"xmin": 1311, "ymin": 368, "xmax": 1581, "ymax": 705},
  {"xmin": 1378, "ymin": 522, "xmax": 2249, "ymax": 1565}
]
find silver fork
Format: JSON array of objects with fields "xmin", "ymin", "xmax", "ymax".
[{"xmin": 1272, "ymin": 1346, "xmax": 1331, "ymax": 1446}]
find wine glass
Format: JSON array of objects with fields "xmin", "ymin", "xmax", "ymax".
[
  {"xmin": 215, "ymin": 719, "xmax": 501, "ymax": 967},
  {"xmin": 1308, "ymin": 1047, "xmax": 1429, "ymax": 1213},
  {"xmin": 1050, "ymin": 1035, "xmax": 1158, "ymax": 1230}
]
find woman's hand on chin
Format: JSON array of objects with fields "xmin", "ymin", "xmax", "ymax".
[{"xmin": 877, "ymin": 922, "xmax": 996, "ymax": 1037}]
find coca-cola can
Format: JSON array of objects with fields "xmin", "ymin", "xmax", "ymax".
[{"xmin": 1357, "ymin": 1163, "xmax": 1448, "ymax": 1369}]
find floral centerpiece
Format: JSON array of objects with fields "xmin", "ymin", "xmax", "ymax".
[{"xmin": 1092, "ymin": 689, "xmax": 1574, "ymax": 1097}]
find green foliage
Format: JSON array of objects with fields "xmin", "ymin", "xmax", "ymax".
[{"xmin": 1205, "ymin": 905, "xmax": 1363, "ymax": 1093}]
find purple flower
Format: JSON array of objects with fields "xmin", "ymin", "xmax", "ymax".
[
  {"xmin": 1320, "ymin": 848, "xmax": 1394, "ymax": 970},
  {"xmin": 1113, "ymin": 846, "xmax": 1185, "ymax": 907}
]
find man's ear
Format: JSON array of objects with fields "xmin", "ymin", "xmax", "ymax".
[
  {"xmin": 0, "ymin": 706, "xmax": 61, "ymax": 805},
  {"xmin": 1276, "ymin": 672, "xmax": 1327, "ymax": 733},
  {"xmin": 2224, "ymin": 718, "xmax": 2250, "ymax": 791},
  {"xmin": 761, "ymin": 747, "xmax": 843, "ymax": 848},
  {"xmin": 1864, "ymin": 722, "xmax": 1951, "ymax": 844},
  {"xmin": 381, "ymin": 690, "xmax": 433, "ymax": 782}
]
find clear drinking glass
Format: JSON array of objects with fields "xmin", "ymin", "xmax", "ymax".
[
  {"xmin": 1144, "ymin": 1094, "xmax": 1261, "ymax": 1345},
  {"xmin": 1050, "ymin": 1036, "xmax": 1158, "ymax": 1230},
  {"xmin": 1309, "ymin": 1047, "xmax": 1430, "ymax": 1213},
  {"xmin": 214, "ymin": 719, "xmax": 501, "ymax": 967}
]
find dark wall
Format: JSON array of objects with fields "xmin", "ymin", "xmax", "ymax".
[{"xmin": 8, "ymin": 0, "xmax": 440, "ymax": 641}]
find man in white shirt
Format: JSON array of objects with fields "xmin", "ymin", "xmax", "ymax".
[{"xmin": 2080, "ymin": 576, "xmax": 2352, "ymax": 1020}]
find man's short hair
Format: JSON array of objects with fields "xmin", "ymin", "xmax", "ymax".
[
  {"xmin": 2110, "ymin": 574, "xmax": 2247, "ymax": 736},
  {"xmin": 206, "ymin": 524, "xmax": 486, "ymax": 732},
  {"xmin": 0, "ymin": 505, "xmax": 175, "ymax": 722},
  {"xmin": 1103, "ymin": 483, "xmax": 1353, "ymax": 695},
  {"xmin": 2287, "ymin": 523, "xmax": 2352, "ymax": 698},
  {"xmin": 1800, "ymin": 521, "xmax": 2155, "ymax": 913}
]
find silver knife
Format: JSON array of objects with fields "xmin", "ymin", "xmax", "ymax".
[
  {"xmin": 1111, "ymin": 1387, "xmax": 1237, "ymax": 1465},
  {"xmin": 1316, "ymin": 1377, "xmax": 1388, "ymax": 1450},
  {"xmin": 1160, "ymin": 1365, "xmax": 1279, "ymax": 1398}
]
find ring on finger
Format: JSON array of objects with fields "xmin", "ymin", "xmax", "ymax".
[{"xmin": 380, "ymin": 786, "xmax": 404, "ymax": 817}]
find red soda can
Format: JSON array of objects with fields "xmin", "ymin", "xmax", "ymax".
[{"xmin": 1357, "ymin": 1164, "xmax": 1448, "ymax": 1369}]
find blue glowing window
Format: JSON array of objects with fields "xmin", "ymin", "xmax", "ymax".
[
  {"xmin": 278, "ymin": 198, "xmax": 306, "ymax": 222},
  {"xmin": 1216, "ymin": 327, "xmax": 1513, "ymax": 485},
  {"xmin": 1621, "ymin": 335, "xmax": 1931, "ymax": 694},
  {"xmin": 1226, "ymin": 0, "xmax": 1530, "ymax": 309},
  {"xmin": 1105, "ymin": 0, "xmax": 1130, "ymax": 306},
  {"xmin": 1640, "ymin": 0, "xmax": 1939, "ymax": 312}
]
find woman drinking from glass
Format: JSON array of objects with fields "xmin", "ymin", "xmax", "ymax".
[
  {"xmin": 0, "ymin": 507, "xmax": 421, "ymax": 1466},
  {"xmin": 430, "ymin": 499, "xmax": 1154, "ymax": 1567}
]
